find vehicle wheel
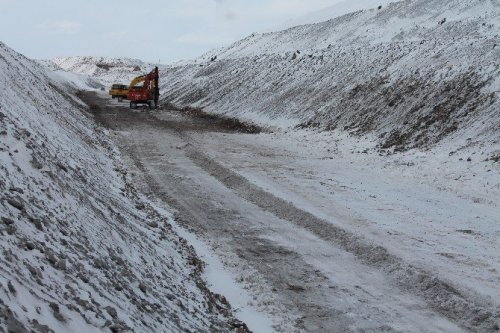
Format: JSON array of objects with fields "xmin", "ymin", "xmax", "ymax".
[
  {"xmin": 148, "ymin": 101, "xmax": 153, "ymax": 110},
  {"xmin": 130, "ymin": 102, "xmax": 135, "ymax": 109}
]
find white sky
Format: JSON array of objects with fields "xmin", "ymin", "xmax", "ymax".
[{"xmin": 1, "ymin": 0, "xmax": 369, "ymax": 63}]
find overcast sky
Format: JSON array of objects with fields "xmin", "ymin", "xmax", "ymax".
[{"xmin": 1, "ymin": 0, "xmax": 357, "ymax": 63}]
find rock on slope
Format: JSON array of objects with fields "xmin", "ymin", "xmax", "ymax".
[
  {"xmin": 0, "ymin": 42, "xmax": 239, "ymax": 332},
  {"xmin": 52, "ymin": 56, "xmax": 153, "ymax": 88},
  {"xmin": 161, "ymin": 0, "xmax": 499, "ymax": 154}
]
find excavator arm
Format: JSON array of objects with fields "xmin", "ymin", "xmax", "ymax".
[{"xmin": 128, "ymin": 75, "xmax": 146, "ymax": 88}]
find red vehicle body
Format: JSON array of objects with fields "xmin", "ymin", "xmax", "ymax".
[{"xmin": 127, "ymin": 67, "xmax": 159, "ymax": 109}]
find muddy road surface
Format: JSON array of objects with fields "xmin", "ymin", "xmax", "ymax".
[{"xmin": 81, "ymin": 92, "xmax": 499, "ymax": 333}]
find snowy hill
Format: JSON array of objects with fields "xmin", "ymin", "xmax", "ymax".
[
  {"xmin": 0, "ymin": 42, "xmax": 241, "ymax": 332},
  {"xmin": 37, "ymin": 59, "xmax": 105, "ymax": 91},
  {"xmin": 52, "ymin": 56, "xmax": 155, "ymax": 88},
  {"xmin": 274, "ymin": 0, "xmax": 397, "ymax": 31},
  {"xmin": 161, "ymin": 0, "xmax": 500, "ymax": 156}
]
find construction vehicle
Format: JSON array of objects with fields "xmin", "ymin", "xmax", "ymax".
[
  {"xmin": 127, "ymin": 67, "xmax": 159, "ymax": 109},
  {"xmin": 108, "ymin": 84, "xmax": 129, "ymax": 100}
]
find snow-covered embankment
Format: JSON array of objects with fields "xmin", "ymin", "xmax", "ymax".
[
  {"xmin": 0, "ymin": 42, "xmax": 239, "ymax": 332},
  {"xmin": 161, "ymin": 0, "xmax": 499, "ymax": 156}
]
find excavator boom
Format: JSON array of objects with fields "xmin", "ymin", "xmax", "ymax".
[{"xmin": 128, "ymin": 75, "xmax": 146, "ymax": 89}]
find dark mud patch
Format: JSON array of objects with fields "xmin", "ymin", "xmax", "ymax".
[
  {"xmin": 78, "ymin": 91, "xmax": 262, "ymax": 135},
  {"xmin": 164, "ymin": 104, "xmax": 262, "ymax": 134}
]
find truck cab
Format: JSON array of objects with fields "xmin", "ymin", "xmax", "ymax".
[{"xmin": 109, "ymin": 84, "xmax": 129, "ymax": 100}]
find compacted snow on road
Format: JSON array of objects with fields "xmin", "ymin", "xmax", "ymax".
[{"xmin": 85, "ymin": 92, "xmax": 499, "ymax": 332}]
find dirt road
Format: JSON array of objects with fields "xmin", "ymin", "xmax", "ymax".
[{"xmin": 82, "ymin": 92, "xmax": 499, "ymax": 333}]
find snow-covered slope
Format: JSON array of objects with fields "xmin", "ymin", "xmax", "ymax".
[
  {"xmin": 274, "ymin": 0, "xmax": 397, "ymax": 31},
  {"xmin": 37, "ymin": 59, "xmax": 104, "ymax": 91},
  {"xmin": 0, "ymin": 42, "xmax": 239, "ymax": 332},
  {"xmin": 52, "ymin": 56, "xmax": 153, "ymax": 88},
  {"xmin": 161, "ymin": 0, "xmax": 500, "ymax": 156}
]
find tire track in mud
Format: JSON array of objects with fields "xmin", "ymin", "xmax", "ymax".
[
  {"xmin": 184, "ymin": 149, "xmax": 500, "ymax": 333},
  {"xmin": 82, "ymin": 92, "xmax": 498, "ymax": 332},
  {"xmin": 113, "ymin": 132, "xmax": 358, "ymax": 332}
]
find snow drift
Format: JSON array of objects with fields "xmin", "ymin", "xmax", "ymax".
[
  {"xmin": 161, "ymin": 0, "xmax": 500, "ymax": 155},
  {"xmin": 0, "ymin": 42, "xmax": 240, "ymax": 332}
]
